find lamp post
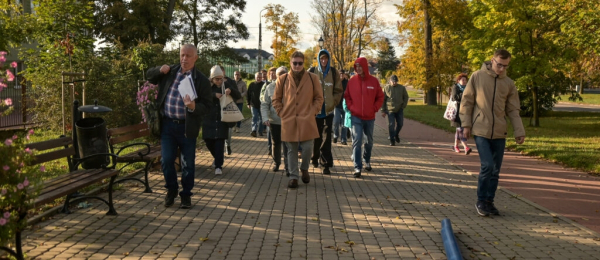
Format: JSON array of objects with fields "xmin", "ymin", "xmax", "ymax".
[
  {"xmin": 258, "ymin": 7, "xmax": 272, "ymax": 72},
  {"xmin": 318, "ymin": 36, "xmax": 324, "ymax": 50}
]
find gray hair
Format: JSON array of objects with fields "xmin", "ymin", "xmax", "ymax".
[
  {"xmin": 276, "ymin": 66, "xmax": 287, "ymax": 76},
  {"xmin": 180, "ymin": 44, "xmax": 197, "ymax": 56}
]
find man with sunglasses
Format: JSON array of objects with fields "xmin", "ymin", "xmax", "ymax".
[
  {"xmin": 459, "ymin": 49, "xmax": 526, "ymax": 217},
  {"xmin": 272, "ymin": 51, "xmax": 324, "ymax": 189}
]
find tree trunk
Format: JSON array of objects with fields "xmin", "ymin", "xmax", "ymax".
[
  {"xmin": 578, "ymin": 74, "xmax": 584, "ymax": 94},
  {"xmin": 530, "ymin": 86, "xmax": 540, "ymax": 127},
  {"xmin": 156, "ymin": 0, "xmax": 178, "ymax": 45},
  {"xmin": 423, "ymin": 0, "xmax": 436, "ymax": 105}
]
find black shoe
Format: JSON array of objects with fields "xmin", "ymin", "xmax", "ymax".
[
  {"xmin": 180, "ymin": 196, "xmax": 191, "ymax": 209},
  {"xmin": 364, "ymin": 163, "xmax": 372, "ymax": 171},
  {"xmin": 333, "ymin": 137, "xmax": 338, "ymax": 143},
  {"xmin": 301, "ymin": 170, "xmax": 310, "ymax": 184},
  {"xmin": 390, "ymin": 141, "xmax": 395, "ymax": 146},
  {"xmin": 476, "ymin": 201, "xmax": 490, "ymax": 216},
  {"xmin": 353, "ymin": 169, "xmax": 361, "ymax": 178},
  {"xmin": 322, "ymin": 167, "xmax": 331, "ymax": 175},
  {"xmin": 273, "ymin": 164, "xmax": 280, "ymax": 172},
  {"xmin": 288, "ymin": 179, "xmax": 298, "ymax": 188},
  {"xmin": 165, "ymin": 189, "xmax": 178, "ymax": 207},
  {"xmin": 395, "ymin": 136, "xmax": 400, "ymax": 143},
  {"xmin": 340, "ymin": 141, "xmax": 347, "ymax": 145},
  {"xmin": 251, "ymin": 131, "xmax": 257, "ymax": 137},
  {"xmin": 226, "ymin": 146, "xmax": 232, "ymax": 155},
  {"xmin": 487, "ymin": 201, "xmax": 500, "ymax": 215},
  {"xmin": 311, "ymin": 160, "xmax": 319, "ymax": 168}
]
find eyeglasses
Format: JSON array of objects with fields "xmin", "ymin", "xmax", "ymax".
[
  {"xmin": 292, "ymin": 62, "xmax": 304, "ymax": 66},
  {"xmin": 213, "ymin": 77, "xmax": 224, "ymax": 81},
  {"xmin": 493, "ymin": 58, "xmax": 509, "ymax": 69}
]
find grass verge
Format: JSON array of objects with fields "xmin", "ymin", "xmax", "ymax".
[
  {"xmin": 404, "ymin": 103, "xmax": 600, "ymax": 174},
  {"xmin": 559, "ymin": 93, "xmax": 600, "ymax": 105}
]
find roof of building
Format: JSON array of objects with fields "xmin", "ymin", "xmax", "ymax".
[{"xmin": 232, "ymin": 48, "xmax": 273, "ymax": 60}]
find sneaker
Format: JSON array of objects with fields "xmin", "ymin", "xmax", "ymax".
[
  {"xmin": 180, "ymin": 196, "xmax": 191, "ymax": 209},
  {"xmin": 311, "ymin": 160, "xmax": 319, "ymax": 168},
  {"xmin": 465, "ymin": 147, "xmax": 473, "ymax": 155},
  {"xmin": 251, "ymin": 131, "xmax": 257, "ymax": 137},
  {"xmin": 164, "ymin": 189, "xmax": 178, "ymax": 207},
  {"xmin": 364, "ymin": 162, "xmax": 372, "ymax": 171},
  {"xmin": 288, "ymin": 179, "xmax": 298, "ymax": 188},
  {"xmin": 390, "ymin": 141, "xmax": 395, "ymax": 146},
  {"xmin": 487, "ymin": 201, "xmax": 500, "ymax": 215},
  {"xmin": 353, "ymin": 169, "xmax": 361, "ymax": 178},
  {"xmin": 333, "ymin": 137, "xmax": 338, "ymax": 143},
  {"xmin": 341, "ymin": 141, "xmax": 347, "ymax": 145},
  {"xmin": 453, "ymin": 146, "xmax": 461, "ymax": 153},
  {"xmin": 215, "ymin": 168, "xmax": 222, "ymax": 175},
  {"xmin": 273, "ymin": 164, "xmax": 280, "ymax": 172},
  {"xmin": 395, "ymin": 136, "xmax": 400, "ymax": 143},
  {"xmin": 475, "ymin": 201, "xmax": 490, "ymax": 216},
  {"xmin": 226, "ymin": 145, "xmax": 232, "ymax": 155},
  {"xmin": 322, "ymin": 167, "xmax": 331, "ymax": 175}
]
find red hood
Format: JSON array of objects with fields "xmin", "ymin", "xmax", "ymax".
[{"xmin": 354, "ymin": 57, "xmax": 370, "ymax": 78}]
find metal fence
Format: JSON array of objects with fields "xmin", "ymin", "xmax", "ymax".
[{"xmin": 0, "ymin": 80, "xmax": 35, "ymax": 130}]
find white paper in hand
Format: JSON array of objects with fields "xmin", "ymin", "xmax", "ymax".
[{"xmin": 178, "ymin": 75, "xmax": 197, "ymax": 100}]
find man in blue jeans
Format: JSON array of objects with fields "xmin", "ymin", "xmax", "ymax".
[
  {"xmin": 344, "ymin": 57, "xmax": 384, "ymax": 178},
  {"xmin": 460, "ymin": 49, "xmax": 526, "ymax": 217},
  {"xmin": 381, "ymin": 75, "xmax": 409, "ymax": 146},
  {"xmin": 147, "ymin": 44, "xmax": 212, "ymax": 209}
]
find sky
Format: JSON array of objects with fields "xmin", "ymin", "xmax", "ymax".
[{"xmin": 226, "ymin": 0, "xmax": 403, "ymax": 56}]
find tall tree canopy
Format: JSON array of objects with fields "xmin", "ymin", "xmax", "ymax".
[{"xmin": 263, "ymin": 4, "xmax": 300, "ymax": 68}]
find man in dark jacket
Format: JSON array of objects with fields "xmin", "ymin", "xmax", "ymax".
[
  {"xmin": 333, "ymin": 70, "xmax": 349, "ymax": 145},
  {"xmin": 381, "ymin": 75, "xmax": 409, "ymax": 146},
  {"xmin": 146, "ymin": 44, "xmax": 212, "ymax": 209},
  {"xmin": 247, "ymin": 72, "xmax": 265, "ymax": 137}
]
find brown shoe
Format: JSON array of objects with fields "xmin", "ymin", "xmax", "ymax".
[
  {"xmin": 288, "ymin": 179, "xmax": 298, "ymax": 188},
  {"xmin": 301, "ymin": 169, "xmax": 310, "ymax": 184}
]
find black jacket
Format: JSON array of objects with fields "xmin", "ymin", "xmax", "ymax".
[
  {"xmin": 451, "ymin": 83, "xmax": 465, "ymax": 126},
  {"xmin": 247, "ymin": 81, "xmax": 264, "ymax": 109},
  {"xmin": 336, "ymin": 78, "xmax": 348, "ymax": 110},
  {"xmin": 147, "ymin": 64, "xmax": 212, "ymax": 139},
  {"xmin": 202, "ymin": 80, "xmax": 242, "ymax": 139}
]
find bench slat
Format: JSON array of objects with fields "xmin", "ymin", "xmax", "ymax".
[
  {"xmin": 26, "ymin": 136, "xmax": 72, "ymax": 151},
  {"xmin": 34, "ymin": 169, "xmax": 119, "ymax": 207},
  {"xmin": 116, "ymin": 147, "xmax": 161, "ymax": 163},
  {"xmin": 32, "ymin": 148, "xmax": 76, "ymax": 165},
  {"xmin": 107, "ymin": 123, "xmax": 148, "ymax": 136},
  {"xmin": 109, "ymin": 130, "xmax": 150, "ymax": 146}
]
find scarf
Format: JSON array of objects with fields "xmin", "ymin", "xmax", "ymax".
[
  {"xmin": 456, "ymin": 83, "xmax": 465, "ymax": 92},
  {"xmin": 292, "ymin": 69, "xmax": 305, "ymax": 87}
]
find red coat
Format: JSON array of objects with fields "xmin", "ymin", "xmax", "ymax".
[{"xmin": 344, "ymin": 57, "xmax": 384, "ymax": 120}]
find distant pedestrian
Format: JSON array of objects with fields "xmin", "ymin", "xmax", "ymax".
[
  {"xmin": 203, "ymin": 65, "xmax": 241, "ymax": 175},
  {"xmin": 220, "ymin": 65, "xmax": 237, "ymax": 155},
  {"xmin": 345, "ymin": 57, "xmax": 384, "ymax": 178},
  {"xmin": 262, "ymin": 67, "xmax": 277, "ymax": 156},
  {"xmin": 333, "ymin": 70, "xmax": 350, "ymax": 145},
  {"xmin": 247, "ymin": 72, "xmax": 265, "ymax": 137},
  {"xmin": 272, "ymin": 51, "xmax": 324, "ymax": 188},
  {"xmin": 460, "ymin": 49, "xmax": 526, "ymax": 217},
  {"xmin": 450, "ymin": 73, "xmax": 472, "ymax": 155},
  {"xmin": 381, "ymin": 75, "xmax": 408, "ymax": 146},
  {"xmin": 261, "ymin": 66, "xmax": 289, "ymax": 174},
  {"xmin": 233, "ymin": 71, "xmax": 247, "ymax": 133}
]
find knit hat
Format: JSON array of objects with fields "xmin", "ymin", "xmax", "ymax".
[
  {"xmin": 390, "ymin": 75, "xmax": 398, "ymax": 83},
  {"xmin": 210, "ymin": 65, "xmax": 224, "ymax": 79}
]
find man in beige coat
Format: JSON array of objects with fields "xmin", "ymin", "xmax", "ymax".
[
  {"xmin": 272, "ymin": 51, "xmax": 324, "ymax": 188},
  {"xmin": 460, "ymin": 49, "xmax": 526, "ymax": 217}
]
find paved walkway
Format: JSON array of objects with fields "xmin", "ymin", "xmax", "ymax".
[{"xmin": 21, "ymin": 119, "xmax": 600, "ymax": 259}]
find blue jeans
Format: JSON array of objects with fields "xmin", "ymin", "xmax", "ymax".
[
  {"xmin": 474, "ymin": 136, "xmax": 506, "ymax": 202},
  {"xmin": 387, "ymin": 109, "xmax": 404, "ymax": 140},
  {"xmin": 236, "ymin": 103, "xmax": 244, "ymax": 128},
  {"xmin": 350, "ymin": 116, "xmax": 374, "ymax": 170},
  {"xmin": 333, "ymin": 107, "xmax": 348, "ymax": 142},
  {"xmin": 161, "ymin": 119, "xmax": 197, "ymax": 197},
  {"xmin": 251, "ymin": 107, "xmax": 264, "ymax": 133}
]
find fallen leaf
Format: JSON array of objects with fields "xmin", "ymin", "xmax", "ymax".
[
  {"xmin": 173, "ymin": 244, "xmax": 181, "ymax": 247},
  {"xmin": 199, "ymin": 237, "xmax": 209, "ymax": 241},
  {"xmin": 514, "ymin": 243, "xmax": 523, "ymax": 247},
  {"xmin": 345, "ymin": 241, "xmax": 355, "ymax": 246},
  {"xmin": 287, "ymin": 240, "xmax": 293, "ymax": 243},
  {"xmin": 480, "ymin": 252, "xmax": 490, "ymax": 257},
  {"xmin": 123, "ymin": 252, "xmax": 129, "ymax": 256}
]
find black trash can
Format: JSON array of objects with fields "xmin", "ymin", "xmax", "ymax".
[{"xmin": 74, "ymin": 100, "xmax": 112, "ymax": 169}]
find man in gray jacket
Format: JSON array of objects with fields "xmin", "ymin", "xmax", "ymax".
[
  {"xmin": 460, "ymin": 49, "xmax": 526, "ymax": 217},
  {"xmin": 261, "ymin": 66, "xmax": 289, "ymax": 174},
  {"xmin": 381, "ymin": 75, "xmax": 409, "ymax": 146}
]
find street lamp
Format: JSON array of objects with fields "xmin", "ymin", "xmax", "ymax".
[
  {"xmin": 318, "ymin": 36, "xmax": 324, "ymax": 49},
  {"xmin": 258, "ymin": 7, "xmax": 272, "ymax": 72}
]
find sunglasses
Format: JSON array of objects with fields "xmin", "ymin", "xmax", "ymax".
[{"xmin": 292, "ymin": 62, "xmax": 304, "ymax": 66}]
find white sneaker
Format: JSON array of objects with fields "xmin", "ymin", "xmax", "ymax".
[{"xmin": 215, "ymin": 168, "xmax": 222, "ymax": 175}]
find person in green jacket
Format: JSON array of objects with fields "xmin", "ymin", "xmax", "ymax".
[{"xmin": 380, "ymin": 75, "xmax": 409, "ymax": 146}]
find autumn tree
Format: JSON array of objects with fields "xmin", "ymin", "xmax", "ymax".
[
  {"xmin": 310, "ymin": 0, "xmax": 385, "ymax": 70},
  {"xmin": 263, "ymin": 4, "xmax": 300, "ymax": 68}
]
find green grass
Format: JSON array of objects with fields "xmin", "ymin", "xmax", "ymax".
[
  {"xmin": 559, "ymin": 93, "xmax": 600, "ymax": 105},
  {"xmin": 404, "ymin": 103, "xmax": 600, "ymax": 174},
  {"xmin": 407, "ymin": 89, "xmax": 421, "ymax": 99}
]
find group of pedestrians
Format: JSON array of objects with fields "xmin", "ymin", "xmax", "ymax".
[{"xmin": 148, "ymin": 44, "xmax": 526, "ymax": 218}]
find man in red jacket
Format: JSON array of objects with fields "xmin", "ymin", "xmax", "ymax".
[{"xmin": 344, "ymin": 57, "xmax": 384, "ymax": 178}]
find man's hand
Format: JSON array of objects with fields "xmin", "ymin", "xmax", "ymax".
[
  {"xmin": 463, "ymin": 127, "xmax": 471, "ymax": 139},
  {"xmin": 183, "ymin": 94, "xmax": 195, "ymax": 111},
  {"xmin": 264, "ymin": 121, "xmax": 271, "ymax": 127},
  {"xmin": 381, "ymin": 111, "xmax": 387, "ymax": 118},
  {"xmin": 515, "ymin": 136, "xmax": 525, "ymax": 144},
  {"xmin": 159, "ymin": 65, "xmax": 170, "ymax": 74}
]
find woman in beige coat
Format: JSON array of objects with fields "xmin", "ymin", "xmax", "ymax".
[{"xmin": 272, "ymin": 51, "xmax": 324, "ymax": 188}]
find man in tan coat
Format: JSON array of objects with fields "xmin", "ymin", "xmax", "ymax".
[
  {"xmin": 272, "ymin": 51, "xmax": 324, "ymax": 188},
  {"xmin": 460, "ymin": 49, "xmax": 526, "ymax": 217}
]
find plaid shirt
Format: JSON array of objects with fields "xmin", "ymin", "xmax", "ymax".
[{"xmin": 164, "ymin": 69, "xmax": 192, "ymax": 120}]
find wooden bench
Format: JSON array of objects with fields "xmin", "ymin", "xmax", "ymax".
[
  {"xmin": 1, "ymin": 136, "xmax": 120, "ymax": 260},
  {"xmin": 107, "ymin": 123, "xmax": 161, "ymax": 193}
]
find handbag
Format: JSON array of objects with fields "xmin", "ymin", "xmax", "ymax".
[
  {"xmin": 220, "ymin": 86, "xmax": 244, "ymax": 123},
  {"xmin": 143, "ymin": 101, "xmax": 162, "ymax": 137},
  {"xmin": 443, "ymin": 99, "xmax": 458, "ymax": 121}
]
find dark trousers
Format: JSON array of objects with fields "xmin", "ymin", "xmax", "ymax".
[
  {"xmin": 474, "ymin": 136, "xmax": 506, "ymax": 202},
  {"xmin": 387, "ymin": 109, "xmax": 404, "ymax": 140},
  {"xmin": 205, "ymin": 138, "xmax": 225, "ymax": 169},
  {"xmin": 161, "ymin": 119, "xmax": 197, "ymax": 197},
  {"xmin": 235, "ymin": 103, "xmax": 244, "ymax": 128},
  {"xmin": 312, "ymin": 114, "xmax": 334, "ymax": 167},
  {"xmin": 269, "ymin": 124, "xmax": 288, "ymax": 168}
]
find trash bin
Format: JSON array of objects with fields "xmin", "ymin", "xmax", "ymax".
[{"xmin": 75, "ymin": 100, "xmax": 112, "ymax": 169}]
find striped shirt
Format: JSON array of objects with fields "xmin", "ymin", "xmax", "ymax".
[{"xmin": 164, "ymin": 69, "xmax": 192, "ymax": 120}]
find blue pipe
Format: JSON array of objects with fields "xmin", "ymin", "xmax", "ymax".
[{"xmin": 441, "ymin": 218, "xmax": 464, "ymax": 260}]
